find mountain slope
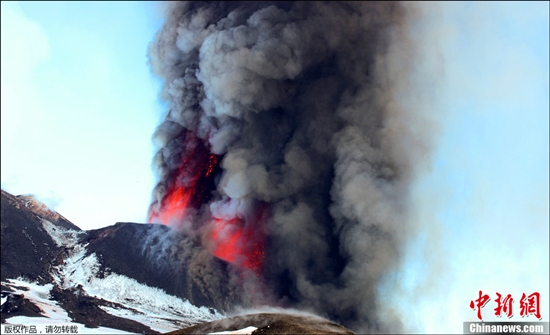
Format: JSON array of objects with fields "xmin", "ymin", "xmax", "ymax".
[
  {"xmin": 82, "ymin": 221, "xmax": 231, "ymax": 311},
  {"xmin": 1, "ymin": 189, "xmax": 355, "ymax": 334},
  {"xmin": 1, "ymin": 190, "xmax": 75, "ymax": 284},
  {"xmin": 1, "ymin": 189, "xmax": 224, "ymax": 333}
]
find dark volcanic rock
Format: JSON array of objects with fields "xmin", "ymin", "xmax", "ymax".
[
  {"xmin": 168, "ymin": 313, "xmax": 356, "ymax": 334},
  {"xmin": 48, "ymin": 285, "xmax": 159, "ymax": 334},
  {"xmin": 0, "ymin": 190, "xmax": 73, "ymax": 284},
  {"xmin": 1, "ymin": 189, "xmax": 355, "ymax": 334},
  {"xmin": 82, "ymin": 221, "xmax": 232, "ymax": 311},
  {"xmin": 0, "ymin": 292, "xmax": 43, "ymax": 323},
  {"xmin": 1, "ymin": 189, "xmax": 225, "ymax": 332},
  {"xmin": 1, "ymin": 189, "xmax": 231, "ymax": 312}
]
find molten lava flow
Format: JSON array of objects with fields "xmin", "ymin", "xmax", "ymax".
[
  {"xmin": 149, "ymin": 129, "xmax": 268, "ymax": 274},
  {"xmin": 210, "ymin": 204, "xmax": 267, "ymax": 274},
  {"xmin": 211, "ymin": 217, "xmax": 243, "ymax": 264},
  {"xmin": 205, "ymin": 154, "xmax": 218, "ymax": 177},
  {"xmin": 148, "ymin": 131, "xmax": 220, "ymax": 226},
  {"xmin": 151, "ymin": 183, "xmax": 192, "ymax": 225}
]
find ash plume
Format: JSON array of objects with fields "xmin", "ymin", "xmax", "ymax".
[{"xmin": 147, "ymin": 1, "xmax": 434, "ymax": 332}]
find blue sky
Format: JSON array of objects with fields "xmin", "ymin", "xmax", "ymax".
[
  {"xmin": 384, "ymin": 2, "xmax": 549, "ymax": 332},
  {"xmin": 1, "ymin": 1, "xmax": 163, "ymax": 229},
  {"xmin": 1, "ymin": 2, "xmax": 548, "ymax": 333}
]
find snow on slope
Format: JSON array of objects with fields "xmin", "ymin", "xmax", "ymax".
[
  {"xmin": 50, "ymin": 241, "xmax": 224, "ymax": 332},
  {"xmin": 41, "ymin": 219, "xmax": 84, "ymax": 248},
  {"xmin": 1, "ymin": 278, "xmax": 133, "ymax": 334}
]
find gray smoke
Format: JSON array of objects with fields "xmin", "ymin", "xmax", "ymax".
[{"xmin": 147, "ymin": 1, "xmax": 434, "ymax": 332}]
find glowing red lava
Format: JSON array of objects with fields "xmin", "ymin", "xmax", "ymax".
[
  {"xmin": 210, "ymin": 210, "xmax": 266, "ymax": 274},
  {"xmin": 148, "ymin": 130, "xmax": 267, "ymax": 273},
  {"xmin": 151, "ymin": 184, "xmax": 192, "ymax": 226},
  {"xmin": 148, "ymin": 131, "xmax": 217, "ymax": 226}
]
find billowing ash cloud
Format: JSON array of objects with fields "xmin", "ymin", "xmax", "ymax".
[{"xmin": 147, "ymin": 1, "xmax": 433, "ymax": 332}]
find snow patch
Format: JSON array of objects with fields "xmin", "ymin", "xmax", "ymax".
[
  {"xmin": 2, "ymin": 317, "xmax": 133, "ymax": 334},
  {"xmin": 41, "ymin": 219, "xmax": 83, "ymax": 248},
  {"xmin": 1, "ymin": 279, "xmax": 133, "ymax": 334},
  {"xmin": 100, "ymin": 306, "xmax": 175, "ymax": 333},
  {"xmin": 52, "ymin": 244, "xmax": 224, "ymax": 332},
  {"xmin": 51, "ymin": 244, "xmax": 99, "ymax": 288},
  {"xmin": 2, "ymin": 279, "xmax": 66, "ymax": 321}
]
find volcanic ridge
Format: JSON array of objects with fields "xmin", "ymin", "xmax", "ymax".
[{"xmin": 1, "ymin": 189, "xmax": 354, "ymax": 334}]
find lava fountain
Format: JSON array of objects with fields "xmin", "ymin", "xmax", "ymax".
[{"xmin": 148, "ymin": 128, "xmax": 267, "ymax": 273}]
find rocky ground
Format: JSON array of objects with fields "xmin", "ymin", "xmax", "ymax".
[
  {"xmin": 1, "ymin": 189, "xmax": 355, "ymax": 334},
  {"xmin": 0, "ymin": 190, "xmax": 223, "ymax": 333},
  {"xmin": 170, "ymin": 312, "xmax": 355, "ymax": 334}
]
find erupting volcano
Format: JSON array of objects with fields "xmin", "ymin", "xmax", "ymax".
[
  {"xmin": 210, "ymin": 206, "xmax": 267, "ymax": 273},
  {"xmin": 147, "ymin": 129, "xmax": 218, "ymax": 225},
  {"xmin": 146, "ymin": 2, "xmax": 434, "ymax": 332},
  {"xmin": 148, "ymin": 128, "xmax": 266, "ymax": 272}
]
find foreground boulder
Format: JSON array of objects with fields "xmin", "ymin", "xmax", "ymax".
[{"xmin": 168, "ymin": 312, "xmax": 355, "ymax": 334}]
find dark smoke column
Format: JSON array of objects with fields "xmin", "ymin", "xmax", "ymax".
[{"xmin": 148, "ymin": 1, "xmax": 430, "ymax": 332}]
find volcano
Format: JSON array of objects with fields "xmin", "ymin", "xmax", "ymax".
[
  {"xmin": 1, "ymin": 189, "xmax": 223, "ymax": 333},
  {"xmin": 147, "ymin": 128, "xmax": 268, "ymax": 275},
  {"xmin": 1, "ymin": 189, "xmax": 354, "ymax": 334},
  {"xmin": 3, "ymin": 1, "xmax": 439, "ymax": 332}
]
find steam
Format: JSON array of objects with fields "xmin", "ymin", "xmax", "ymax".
[{"xmin": 147, "ymin": 2, "xmax": 435, "ymax": 332}]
